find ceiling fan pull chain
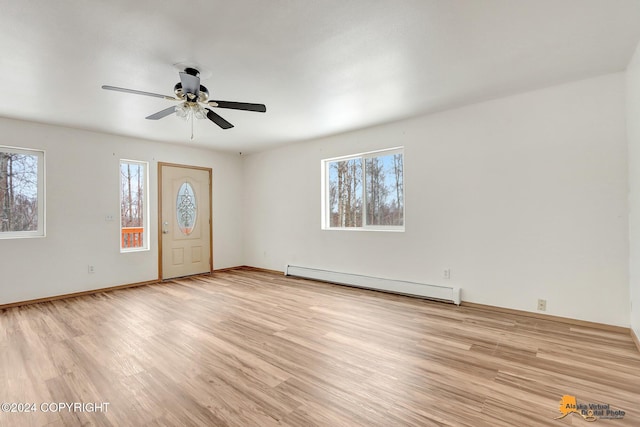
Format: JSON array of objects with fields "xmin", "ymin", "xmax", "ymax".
[{"xmin": 191, "ymin": 116, "xmax": 194, "ymax": 140}]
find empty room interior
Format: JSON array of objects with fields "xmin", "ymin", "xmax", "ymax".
[{"xmin": 2, "ymin": 1, "xmax": 640, "ymax": 426}]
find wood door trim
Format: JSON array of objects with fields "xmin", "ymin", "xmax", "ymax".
[{"xmin": 158, "ymin": 162, "xmax": 213, "ymax": 281}]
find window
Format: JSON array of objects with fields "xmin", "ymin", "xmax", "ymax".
[
  {"xmin": 322, "ymin": 147, "xmax": 404, "ymax": 230},
  {"xmin": 120, "ymin": 160, "xmax": 149, "ymax": 251},
  {"xmin": 0, "ymin": 146, "xmax": 45, "ymax": 238}
]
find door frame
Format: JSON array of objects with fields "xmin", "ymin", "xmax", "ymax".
[{"xmin": 158, "ymin": 162, "xmax": 213, "ymax": 280}]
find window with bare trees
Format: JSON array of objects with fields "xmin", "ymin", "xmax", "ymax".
[
  {"xmin": 323, "ymin": 148, "xmax": 404, "ymax": 230},
  {"xmin": 120, "ymin": 160, "xmax": 148, "ymax": 251},
  {"xmin": 0, "ymin": 146, "xmax": 45, "ymax": 238}
]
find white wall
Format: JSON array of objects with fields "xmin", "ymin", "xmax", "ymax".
[
  {"xmin": 628, "ymin": 41, "xmax": 640, "ymax": 338},
  {"xmin": 243, "ymin": 73, "xmax": 630, "ymax": 327},
  {"xmin": 0, "ymin": 118, "xmax": 244, "ymax": 304}
]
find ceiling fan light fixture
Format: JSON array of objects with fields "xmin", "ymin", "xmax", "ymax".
[
  {"xmin": 175, "ymin": 102, "xmax": 208, "ymax": 121},
  {"xmin": 175, "ymin": 103, "xmax": 189, "ymax": 119},
  {"xmin": 194, "ymin": 104, "xmax": 207, "ymax": 120},
  {"xmin": 102, "ymin": 66, "xmax": 266, "ymax": 137}
]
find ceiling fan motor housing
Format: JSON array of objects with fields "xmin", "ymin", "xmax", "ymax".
[
  {"xmin": 174, "ymin": 67, "xmax": 207, "ymax": 101},
  {"xmin": 183, "ymin": 67, "xmax": 200, "ymax": 77},
  {"xmin": 174, "ymin": 82, "xmax": 209, "ymax": 102}
]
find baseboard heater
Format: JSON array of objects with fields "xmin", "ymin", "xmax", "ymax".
[{"xmin": 285, "ymin": 265, "xmax": 461, "ymax": 305}]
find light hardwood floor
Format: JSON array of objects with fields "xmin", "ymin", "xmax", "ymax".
[{"xmin": 1, "ymin": 268, "xmax": 639, "ymax": 426}]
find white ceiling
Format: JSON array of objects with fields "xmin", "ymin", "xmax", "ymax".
[{"xmin": 1, "ymin": 1, "xmax": 639, "ymax": 153}]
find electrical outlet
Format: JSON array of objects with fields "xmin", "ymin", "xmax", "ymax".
[
  {"xmin": 443, "ymin": 269, "xmax": 451, "ymax": 280},
  {"xmin": 105, "ymin": 215, "xmax": 114, "ymax": 222},
  {"xmin": 88, "ymin": 265, "xmax": 95, "ymax": 274},
  {"xmin": 537, "ymin": 299, "xmax": 546, "ymax": 311}
]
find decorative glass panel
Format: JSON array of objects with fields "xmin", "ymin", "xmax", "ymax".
[{"xmin": 176, "ymin": 182, "xmax": 197, "ymax": 235}]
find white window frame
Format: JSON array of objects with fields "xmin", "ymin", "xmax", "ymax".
[
  {"xmin": 119, "ymin": 159, "xmax": 150, "ymax": 252},
  {"xmin": 0, "ymin": 145, "xmax": 45, "ymax": 239},
  {"xmin": 322, "ymin": 147, "xmax": 404, "ymax": 231}
]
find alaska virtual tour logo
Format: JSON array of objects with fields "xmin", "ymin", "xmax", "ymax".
[{"xmin": 555, "ymin": 395, "xmax": 625, "ymax": 422}]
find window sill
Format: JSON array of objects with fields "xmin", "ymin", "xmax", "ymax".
[
  {"xmin": 321, "ymin": 227, "xmax": 405, "ymax": 233},
  {"xmin": 0, "ymin": 233, "xmax": 46, "ymax": 239},
  {"xmin": 120, "ymin": 247, "xmax": 150, "ymax": 254}
]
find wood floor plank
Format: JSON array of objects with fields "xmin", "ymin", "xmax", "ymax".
[{"xmin": 1, "ymin": 267, "xmax": 639, "ymax": 426}]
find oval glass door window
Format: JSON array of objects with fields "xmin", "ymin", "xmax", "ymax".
[{"xmin": 176, "ymin": 182, "xmax": 197, "ymax": 235}]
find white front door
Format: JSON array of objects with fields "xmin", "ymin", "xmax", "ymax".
[{"xmin": 160, "ymin": 163, "xmax": 212, "ymax": 280}]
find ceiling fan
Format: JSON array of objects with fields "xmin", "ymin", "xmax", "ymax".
[{"xmin": 102, "ymin": 67, "xmax": 266, "ymax": 139}]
